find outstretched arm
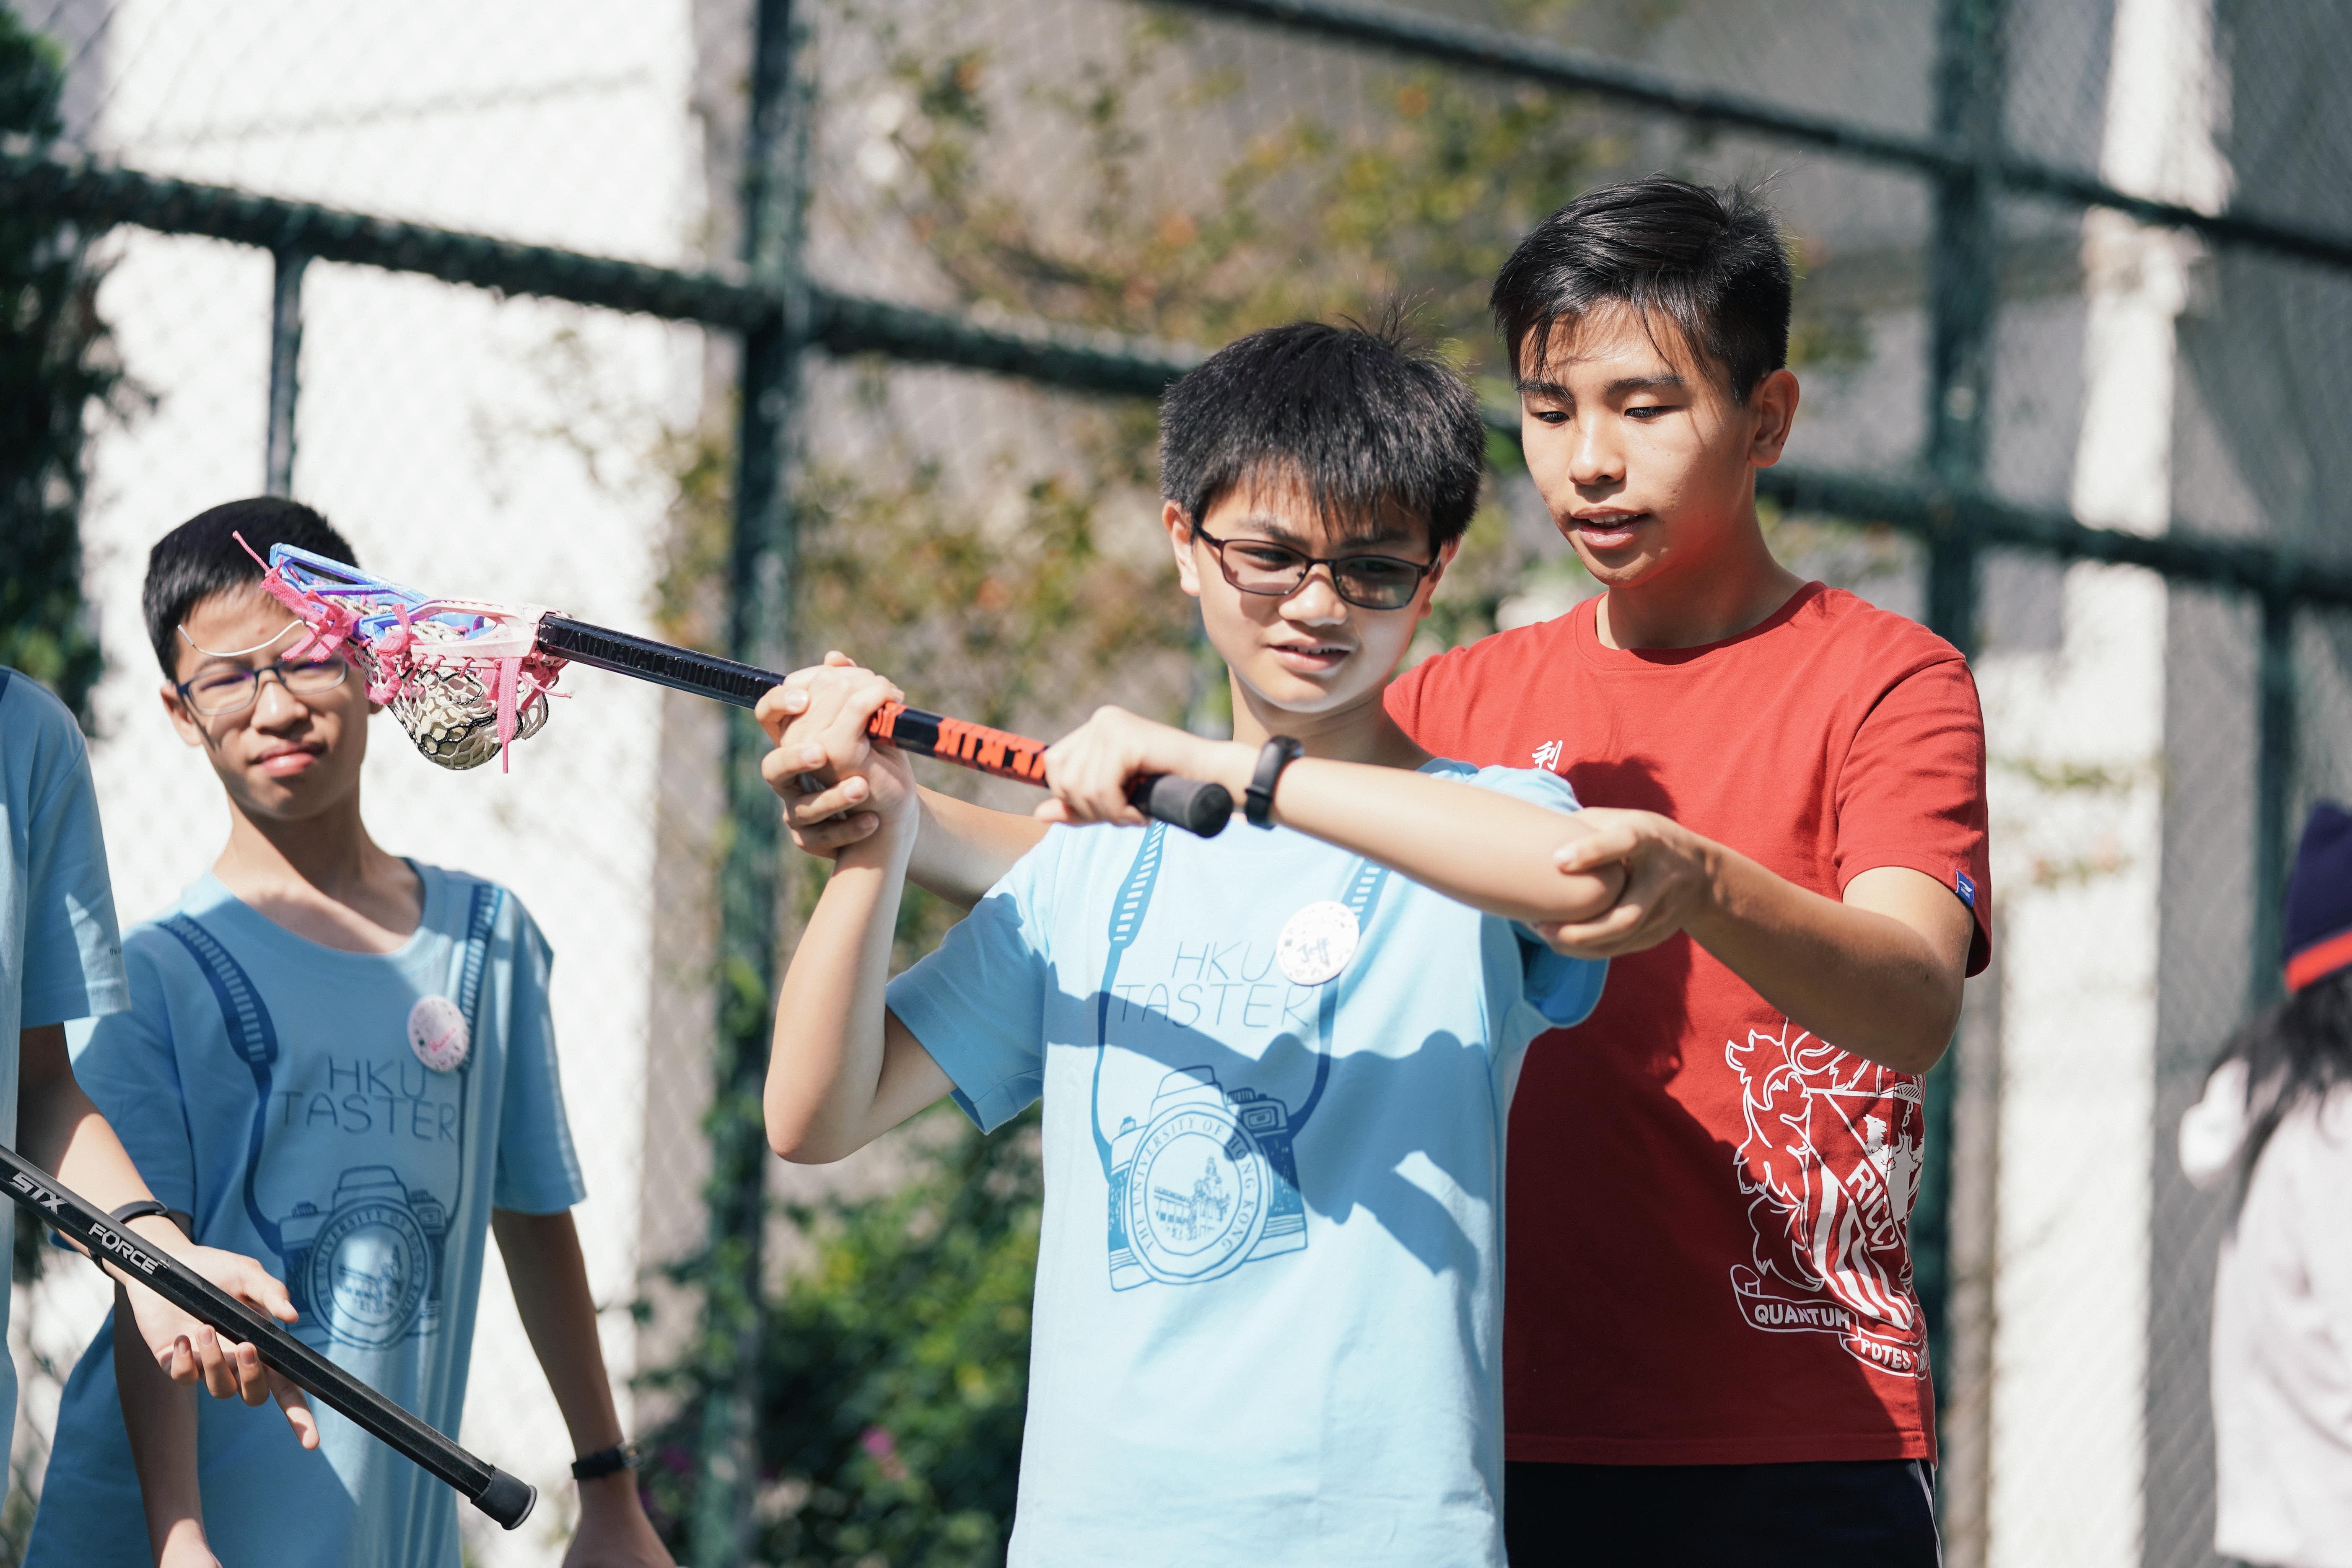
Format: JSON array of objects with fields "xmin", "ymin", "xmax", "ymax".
[
  {"xmin": 756, "ymin": 674, "xmax": 955, "ymax": 1164},
  {"xmin": 1541, "ymin": 817, "xmax": 1973, "ymax": 1074},
  {"xmin": 1041, "ymin": 709, "xmax": 1627, "ymax": 929},
  {"xmin": 763, "ymin": 653, "xmax": 1044, "ymax": 907}
]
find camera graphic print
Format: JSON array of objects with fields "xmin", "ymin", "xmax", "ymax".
[
  {"xmin": 1092, "ymin": 826, "xmax": 1389, "ymax": 1293},
  {"xmin": 274, "ymin": 1166, "xmax": 451, "ymax": 1348},
  {"xmin": 1107, "ymin": 1067, "xmax": 1306, "ymax": 1288},
  {"xmin": 159, "ymin": 886, "xmax": 500, "ymax": 1353}
]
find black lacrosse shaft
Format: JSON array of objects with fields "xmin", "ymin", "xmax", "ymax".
[
  {"xmin": 0, "ymin": 1146, "xmax": 536, "ymax": 1530},
  {"xmin": 538, "ymin": 615, "xmax": 1232, "ymax": 837}
]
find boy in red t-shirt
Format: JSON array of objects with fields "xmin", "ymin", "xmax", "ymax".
[
  {"xmin": 770, "ymin": 176, "xmax": 1987, "ymax": 1566},
  {"xmin": 1389, "ymin": 176, "xmax": 1986, "ymax": 1565}
]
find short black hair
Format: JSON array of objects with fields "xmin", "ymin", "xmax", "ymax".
[
  {"xmin": 1159, "ymin": 318, "xmax": 1486, "ymax": 549},
  {"xmin": 143, "ymin": 498, "xmax": 358, "ymax": 677},
  {"xmin": 1491, "ymin": 176, "xmax": 1792, "ymax": 400}
]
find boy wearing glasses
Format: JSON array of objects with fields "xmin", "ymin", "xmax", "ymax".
[
  {"xmin": 27, "ymin": 500, "xmax": 672, "ymax": 1568},
  {"xmin": 755, "ymin": 320, "xmax": 1621, "ymax": 1565}
]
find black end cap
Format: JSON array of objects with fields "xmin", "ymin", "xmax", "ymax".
[
  {"xmin": 473, "ymin": 1469, "xmax": 538, "ymax": 1530},
  {"xmin": 1130, "ymin": 775, "xmax": 1232, "ymax": 837}
]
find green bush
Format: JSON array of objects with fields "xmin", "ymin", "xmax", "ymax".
[{"xmin": 639, "ymin": 1105, "xmax": 1042, "ymax": 1567}]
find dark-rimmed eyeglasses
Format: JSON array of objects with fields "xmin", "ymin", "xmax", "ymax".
[
  {"xmin": 1191, "ymin": 523, "xmax": 1438, "ymax": 611},
  {"xmin": 176, "ymin": 656, "xmax": 351, "ymax": 716}
]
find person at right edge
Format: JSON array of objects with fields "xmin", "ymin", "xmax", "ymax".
[
  {"xmin": 2179, "ymin": 802, "xmax": 2352, "ymax": 1568},
  {"xmin": 768, "ymin": 176, "xmax": 1992, "ymax": 1566}
]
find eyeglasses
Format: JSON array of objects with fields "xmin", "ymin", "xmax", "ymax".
[
  {"xmin": 1190, "ymin": 523, "xmax": 1438, "ymax": 611},
  {"xmin": 176, "ymin": 656, "xmax": 351, "ymax": 715}
]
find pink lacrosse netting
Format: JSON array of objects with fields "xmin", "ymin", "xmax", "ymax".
[{"xmin": 240, "ymin": 534, "xmax": 568, "ymax": 773}]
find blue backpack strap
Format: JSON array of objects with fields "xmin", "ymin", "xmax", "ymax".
[
  {"xmin": 454, "ymin": 882, "xmax": 502, "ymax": 1034},
  {"xmin": 158, "ymin": 915, "xmax": 285, "ymax": 1253},
  {"xmin": 427, "ymin": 881, "xmax": 503, "ymax": 1232},
  {"xmin": 1289, "ymin": 857, "xmax": 1392, "ymax": 1133},
  {"xmin": 1088, "ymin": 832, "xmax": 1389, "ymax": 1147},
  {"xmin": 1090, "ymin": 824, "xmax": 1169, "ymax": 1177}
]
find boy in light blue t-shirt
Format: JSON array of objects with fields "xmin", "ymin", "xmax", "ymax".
[
  {"xmin": 757, "ymin": 321, "xmax": 1623, "ymax": 1566},
  {"xmin": 26, "ymin": 502, "xmax": 672, "ymax": 1568}
]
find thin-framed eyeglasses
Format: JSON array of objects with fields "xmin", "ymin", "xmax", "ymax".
[
  {"xmin": 1190, "ymin": 522, "xmax": 1438, "ymax": 611},
  {"xmin": 175, "ymin": 654, "xmax": 352, "ymax": 715}
]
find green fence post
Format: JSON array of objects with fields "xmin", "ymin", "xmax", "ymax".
[
  {"xmin": 690, "ymin": 2, "xmax": 804, "ymax": 1563},
  {"xmin": 1924, "ymin": 0, "xmax": 2005, "ymax": 537},
  {"xmin": 2248, "ymin": 593, "xmax": 2296, "ymax": 1010},
  {"xmin": 265, "ymin": 249, "xmax": 307, "ymax": 498},
  {"xmin": 1915, "ymin": 0, "xmax": 2005, "ymax": 1474}
]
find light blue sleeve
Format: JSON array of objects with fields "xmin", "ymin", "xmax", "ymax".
[
  {"xmin": 883, "ymin": 829, "xmax": 1065, "ymax": 1134},
  {"xmin": 66, "ymin": 943, "xmax": 197, "ymax": 1214},
  {"xmin": 12, "ymin": 678, "xmax": 127, "ymax": 1027},
  {"xmin": 1461, "ymin": 764, "xmax": 1608, "ymax": 1029},
  {"xmin": 491, "ymin": 902, "xmax": 587, "ymax": 1213}
]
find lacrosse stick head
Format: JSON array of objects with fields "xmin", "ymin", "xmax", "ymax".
[{"xmin": 244, "ymin": 538, "xmax": 568, "ymax": 772}]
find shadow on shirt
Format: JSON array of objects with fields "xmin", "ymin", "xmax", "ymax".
[{"xmin": 1023, "ymin": 943, "xmax": 1554, "ymax": 1372}]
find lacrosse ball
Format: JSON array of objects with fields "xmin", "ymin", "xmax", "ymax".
[
  {"xmin": 407, "ymin": 994, "xmax": 470, "ymax": 1072},
  {"xmin": 1277, "ymin": 900, "xmax": 1359, "ymax": 986}
]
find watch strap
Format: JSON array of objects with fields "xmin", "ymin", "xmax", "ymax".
[
  {"xmin": 108, "ymin": 1200, "xmax": 174, "ymax": 1227},
  {"xmin": 572, "ymin": 1441, "xmax": 638, "ymax": 1482},
  {"xmin": 1244, "ymin": 736, "xmax": 1304, "ymax": 829}
]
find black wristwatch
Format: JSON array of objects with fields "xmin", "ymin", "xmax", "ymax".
[
  {"xmin": 1245, "ymin": 735, "xmax": 1304, "ymax": 829},
  {"xmin": 572, "ymin": 1441, "xmax": 639, "ymax": 1482}
]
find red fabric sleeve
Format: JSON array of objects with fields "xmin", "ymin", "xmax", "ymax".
[
  {"xmin": 1833, "ymin": 653, "xmax": 1994, "ymax": 975},
  {"xmin": 1381, "ymin": 622, "xmax": 1562, "ymax": 762},
  {"xmin": 1384, "ymin": 652, "xmax": 1434, "ymax": 739}
]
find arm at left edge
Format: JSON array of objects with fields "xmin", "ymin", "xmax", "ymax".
[{"xmin": 20, "ymin": 1025, "xmax": 317, "ymax": 1440}]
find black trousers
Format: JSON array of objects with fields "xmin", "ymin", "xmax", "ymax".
[{"xmin": 1503, "ymin": 1458, "xmax": 1942, "ymax": 1568}]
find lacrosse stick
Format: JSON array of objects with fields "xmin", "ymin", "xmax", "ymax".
[
  {"xmin": 244, "ymin": 540, "xmax": 1233, "ymax": 836},
  {"xmin": 0, "ymin": 1144, "xmax": 536, "ymax": 1529}
]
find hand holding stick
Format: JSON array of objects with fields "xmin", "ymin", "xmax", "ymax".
[{"xmin": 0, "ymin": 1143, "xmax": 536, "ymax": 1530}]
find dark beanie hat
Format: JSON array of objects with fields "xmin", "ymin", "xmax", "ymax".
[{"xmin": 2284, "ymin": 801, "xmax": 2352, "ymax": 991}]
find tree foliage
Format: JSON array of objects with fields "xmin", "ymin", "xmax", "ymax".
[
  {"xmin": 640, "ymin": 1109, "xmax": 1043, "ymax": 1566},
  {"xmin": 0, "ymin": 5, "xmax": 124, "ymax": 724}
]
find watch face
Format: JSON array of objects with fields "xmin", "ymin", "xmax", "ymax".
[{"xmin": 1124, "ymin": 1102, "xmax": 1268, "ymax": 1285}]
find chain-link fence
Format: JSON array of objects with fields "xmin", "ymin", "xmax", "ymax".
[{"xmin": 6, "ymin": 1, "xmax": 2351, "ymax": 1565}]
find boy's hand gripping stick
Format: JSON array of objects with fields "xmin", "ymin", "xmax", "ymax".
[
  {"xmin": 241, "ymin": 541, "xmax": 1231, "ymax": 836},
  {"xmin": 0, "ymin": 1144, "xmax": 537, "ymax": 1529}
]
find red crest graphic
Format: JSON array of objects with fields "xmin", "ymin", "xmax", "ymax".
[{"xmin": 1725, "ymin": 1020, "xmax": 1929, "ymax": 1379}]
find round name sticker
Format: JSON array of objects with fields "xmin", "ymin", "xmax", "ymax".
[
  {"xmin": 1277, "ymin": 900, "xmax": 1359, "ymax": 987},
  {"xmin": 407, "ymin": 995, "xmax": 469, "ymax": 1073}
]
